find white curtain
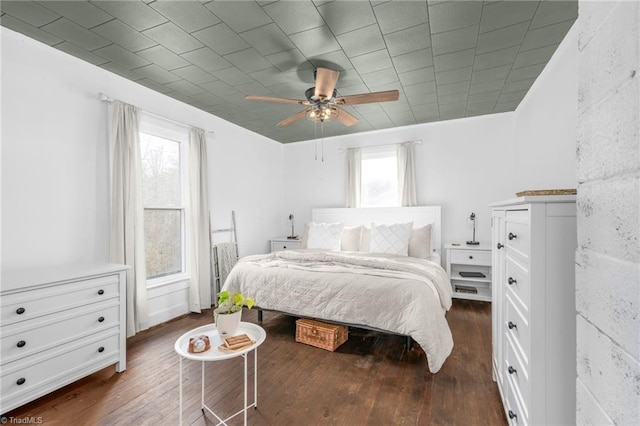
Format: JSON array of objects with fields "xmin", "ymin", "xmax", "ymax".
[
  {"xmin": 345, "ymin": 148, "xmax": 362, "ymax": 208},
  {"xmin": 397, "ymin": 142, "xmax": 417, "ymax": 206},
  {"xmin": 188, "ymin": 128, "xmax": 212, "ymax": 312},
  {"xmin": 109, "ymin": 101, "xmax": 148, "ymax": 337}
]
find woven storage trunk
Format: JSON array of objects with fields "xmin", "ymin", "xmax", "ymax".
[{"xmin": 295, "ymin": 318, "xmax": 348, "ymax": 352}]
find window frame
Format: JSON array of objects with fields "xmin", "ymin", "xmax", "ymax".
[{"xmin": 138, "ymin": 113, "xmax": 189, "ymax": 286}]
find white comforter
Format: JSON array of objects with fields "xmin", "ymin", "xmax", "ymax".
[{"xmin": 222, "ymin": 250, "xmax": 454, "ymax": 373}]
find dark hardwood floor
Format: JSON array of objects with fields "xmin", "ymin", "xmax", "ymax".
[{"xmin": 4, "ymin": 299, "xmax": 506, "ymax": 425}]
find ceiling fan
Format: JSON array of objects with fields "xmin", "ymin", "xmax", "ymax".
[{"xmin": 245, "ymin": 67, "xmax": 399, "ymax": 128}]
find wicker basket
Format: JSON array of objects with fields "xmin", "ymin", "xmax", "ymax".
[
  {"xmin": 516, "ymin": 188, "xmax": 576, "ymax": 197},
  {"xmin": 295, "ymin": 318, "xmax": 348, "ymax": 352}
]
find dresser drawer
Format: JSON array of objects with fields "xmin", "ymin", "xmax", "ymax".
[
  {"xmin": 1, "ymin": 302, "xmax": 119, "ymax": 364},
  {"xmin": 505, "ymin": 334, "xmax": 530, "ymax": 420},
  {"xmin": 1, "ymin": 275, "xmax": 119, "ymax": 325},
  {"xmin": 449, "ymin": 249, "xmax": 491, "ymax": 266},
  {"xmin": 1, "ymin": 332, "xmax": 119, "ymax": 408},
  {"xmin": 505, "ymin": 372, "xmax": 529, "ymax": 426},
  {"xmin": 504, "ymin": 295, "xmax": 530, "ymax": 366},
  {"xmin": 505, "ymin": 256, "xmax": 530, "ymax": 310},
  {"xmin": 505, "ymin": 219, "xmax": 530, "ymax": 259}
]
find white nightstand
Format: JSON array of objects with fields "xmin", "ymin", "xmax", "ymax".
[
  {"xmin": 445, "ymin": 242, "xmax": 492, "ymax": 302},
  {"xmin": 270, "ymin": 237, "xmax": 301, "ymax": 252}
]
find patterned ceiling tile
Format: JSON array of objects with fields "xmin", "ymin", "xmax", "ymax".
[
  {"xmin": 399, "ymin": 67, "xmax": 435, "ymax": 86},
  {"xmin": 372, "ymin": 1, "xmax": 428, "ymax": 35},
  {"xmin": 0, "ymin": 14, "xmax": 62, "ymax": 45},
  {"xmin": 212, "ymin": 66, "xmax": 254, "ymax": 86},
  {"xmin": 529, "ymin": 0, "xmax": 578, "ymax": 30},
  {"xmin": 288, "ymin": 26, "xmax": 341, "ymax": 57},
  {"xmin": 133, "ymin": 64, "xmax": 181, "ymax": 85},
  {"xmin": 433, "ymin": 48, "xmax": 475, "ymax": 72},
  {"xmin": 249, "ymin": 66, "xmax": 296, "ymax": 87},
  {"xmin": 92, "ymin": 19, "xmax": 156, "ymax": 53},
  {"xmin": 438, "ymin": 81, "xmax": 470, "ymax": 96},
  {"xmin": 350, "ymin": 49, "xmax": 393, "ymax": 75},
  {"xmin": 165, "ymin": 79, "xmax": 207, "ymax": 97},
  {"xmin": 41, "ymin": 18, "xmax": 110, "ymax": 50},
  {"xmin": 55, "ymin": 41, "xmax": 108, "ymax": 66},
  {"xmin": 240, "ymin": 23, "xmax": 295, "ymax": 56},
  {"xmin": 384, "ymin": 23, "xmax": 431, "ymax": 57},
  {"xmin": 470, "ymin": 79, "xmax": 506, "ymax": 95},
  {"xmin": 428, "ymin": 1, "xmax": 483, "ymax": 34},
  {"xmin": 438, "ymin": 92, "xmax": 469, "ymax": 106},
  {"xmin": 224, "ymin": 48, "xmax": 272, "ymax": 74},
  {"xmin": 473, "ymin": 46, "xmax": 520, "ymax": 71},
  {"xmin": 92, "ymin": 1, "xmax": 167, "ymax": 31},
  {"xmin": 471, "ymin": 64, "xmax": 512, "ymax": 84},
  {"xmin": 93, "ymin": 44, "xmax": 150, "ymax": 70},
  {"xmin": 479, "ymin": 1, "xmax": 539, "ymax": 34},
  {"xmin": 136, "ymin": 78, "xmax": 174, "ymax": 94},
  {"xmin": 308, "ymin": 50, "xmax": 354, "ymax": 71},
  {"xmin": 38, "ymin": 1, "xmax": 112, "ymax": 28},
  {"xmin": 467, "ymin": 90, "xmax": 501, "ymax": 104},
  {"xmin": 100, "ymin": 62, "xmax": 144, "ymax": 82},
  {"xmin": 392, "ymin": 49, "xmax": 433, "ymax": 74},
  {"xmin": 180, "ymin": 47, "xmax": 232, "ymax": 72},
  {"xmin": 205, "ymin": 0, "xmax": 272, "ymax": 33},
  {"xmin": 200, "ymin": 80, "xmax": 239, "ymax": 97},
  {"xmin": 505, "ymin": 63, "xmax": 546, "ymax": 83},
  {"xmin": 520, "ymin": 20, "xmax": 575, "ymax": 52},
  {"xmin": 359, "ymin": 67, "xmax": 399, "ymax": 88},
  {"xmin": 262, "ymin": 1, "xmax": 325, "ymax": 35},
  {"xmin": 149, "ymin": 1, "xmax": 221, "ymax": 33},
  {"xmin": 143, "ymin": 22, "xmax": 204, "ymax": 54},
  {"xmin": 431, "ymin": 25, "xmax": 479, "ymax": 56},
  {"xmin": 317, "ymin": 0, "xmax": 376, "ymax": 35},
  {"xmin": 264, "ymin": 48, "xmax": 313, "ymax": 73},
  {"xmin": 475, "ymin": 22, "xmax": 529, "ymax": 55},
  {"xmin": 192, "ymin": 23, "xmax": 250, "ymax": 56},
  {"xmin": 137, "ymin": 45, "xmax": 190, "ymax": 70},
  {"xmin": 436, "ymin": 66, "xmax": 473, "ymax": 85},
  {"xmin": 512, "ymin": 44, "xmax": 558, "ymax": 69},
  {"xmin": 501, "ymin": 78, "xmax": 536, "ymax": 94},
  {"xmin": 1, "ymin": 1, "xmax": 59, "ymax": 27},
  {"xmin": 336, "ymin": 24, "xmax": 385, "ymax": 58},
  {"xmin": 497, "ymin": 90, "xmax": 528, "ymax": 103}
]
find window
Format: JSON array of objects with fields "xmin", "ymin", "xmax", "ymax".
[
  {"xmin": 360, "ymin": 146, "xmax": 398, "ymax": 207},
  {"xmin": 139, "ymin": 116, "xmax": 188, "ymax": 281}
]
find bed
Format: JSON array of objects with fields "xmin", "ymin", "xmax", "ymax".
[{"xmin": 222, "ymin": 206, "xmax": 454, "ymax": 373}]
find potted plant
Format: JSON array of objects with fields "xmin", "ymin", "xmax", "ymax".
[{"xmin": 214, "ymin": 291, "xmax": 255, "ymax": 337}]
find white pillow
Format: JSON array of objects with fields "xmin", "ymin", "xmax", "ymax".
[
  {"xmin": 408, "ymin": 224, "xmax": 433, "ymax": 259},
  {"xmin": 306, "ymin": 222, "xmax": 344, "ymax": 251},
  {"xmin": 359, "ymin": 225, "xmax": 371, "ymax": 252},
  {"xmin": 369, "ymin": 222, "xmax": 413, "ymax": 256},
  {"xmin": 341, "ymin": 226, "xmax": 362, "ymax": 251}
]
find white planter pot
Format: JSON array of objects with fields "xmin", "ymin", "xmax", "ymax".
[{"xmin": 214, "ymin": 309, "xmax": 242, "ymax": 337}]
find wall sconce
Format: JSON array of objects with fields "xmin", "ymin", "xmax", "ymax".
[
  {"xmin": 288, "ymin": 214, "xmax": 298, "ymax": 239},
  {"xmin": 466, "ymin": 212, "xmax": 479, "ymax": 245}
]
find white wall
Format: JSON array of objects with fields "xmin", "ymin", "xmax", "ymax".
[
  {"xmin": 1, "ymin": 28, "xmax": 284, "ymax": 326},
  {"xmin": 575, "ymin": 2, "xmax": 640, "ymax": 424},
  {"xmin": 282, "ymin": 22, "xmax": 578, "ymax": 250}
]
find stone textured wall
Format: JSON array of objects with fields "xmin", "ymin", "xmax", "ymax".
[{"xmin": 576, "ymin": 1, "xmax": 640, "ymax": 424}]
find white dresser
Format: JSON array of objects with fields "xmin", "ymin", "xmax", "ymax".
[
  {"xmin": 0, "ymin": 263, "xmax": 128, "ymax": 414},
  {"xmin": 491, "ymin": 196, "xmax": 576, "ymax": 425}
]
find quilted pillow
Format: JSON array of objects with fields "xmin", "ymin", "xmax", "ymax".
[
  {"xmin": 306, "ymin": 222, "xmax": 344, "ymax": 251},
  {"xmin": 341, "ymin": 226, "xmax": 362, "ymax": 251},
  {"xmin": 369, "ymin": 222, "xmax": 413, "ymax": 256},
  {"xmin": 408, "ymin": 224, "xmax": 433, "ymax": 259}
]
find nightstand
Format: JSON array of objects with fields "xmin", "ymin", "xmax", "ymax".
[
  {"xmin": 270, "ymin": 237, "xmax": 301, "ymax": 252},
  {"xmin": 445, "ymin": 243, "xmax": 492, "ymax": 302}
]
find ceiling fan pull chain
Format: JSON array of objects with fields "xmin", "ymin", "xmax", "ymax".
[
  {"xmin": 321, "ymin": 121, "xmax": 325, "ymax": 162},
  {"xmin": 314, "ymin": 121, "xmax": 318, "ymax": 160}
]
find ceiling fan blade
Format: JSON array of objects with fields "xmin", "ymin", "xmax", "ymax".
[
  {"xmin": 245, "ymin": 95, "xmax": 307, "ymax": 105},
  {"xmin": 335, "ymin": 107, "xmax": 358, "ymax": 127},
  {"xmin": 277, "ymin": 109, "xmax": 308, "ymax": 127},
  {"xmin": 314, "ymin": 68, "xmax": 340, "ymax": 101},
  {"xmin": 334, "ymin": 90, "xmax": 400, "ymax": 106}
]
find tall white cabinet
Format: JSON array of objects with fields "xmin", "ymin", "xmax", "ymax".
[{"xmin": 491, "ymin": 196, "xmax": 577, "ymax": 425}]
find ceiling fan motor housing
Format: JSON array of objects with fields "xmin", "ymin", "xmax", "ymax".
[{"xmin": 306, "ymin": 87, "xmax": 337, "ymax": 103}]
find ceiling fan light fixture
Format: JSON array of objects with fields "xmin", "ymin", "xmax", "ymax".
[{"xmin": 306, "ymin": 106, "xmax": 338, "ymax": 123}]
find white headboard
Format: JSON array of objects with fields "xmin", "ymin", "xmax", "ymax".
[{"xmin": 311, "ymin": 206, "xmax": 442, "ymax": 259}]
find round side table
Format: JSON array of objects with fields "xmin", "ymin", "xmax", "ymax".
[{"xmin": 174, "ymin": 322, "xmax": 266, "ymax": 425}]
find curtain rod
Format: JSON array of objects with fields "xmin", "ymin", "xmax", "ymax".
[
  {"xmin": 338, "ymin": 140, "xmax": 422, "ymax": 152},
  {"xmin": 100, "ymin": 93, "xmax": 215, "ymax": 135}
]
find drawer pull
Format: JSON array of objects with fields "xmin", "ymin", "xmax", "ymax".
[
  {"xmin": 98, "ymin": 316, "xmax": 105, "ymax": 323},
  {"xmin": 508, "ymin": 232, "xmax": 517, "ymax": 240},
  {"xmin": 497, "ymin": 243, "xmax": 504, "ymax": 249},
  {"xmin": 283, "ymin": 246, "xmax": 287, "ymax": 249},
  {"xmin": 16, "ymin": 377, "xmax": 26, "ymax": 385},
  {"xmin": 16, "ymin": 307, "xmax": 26, "ymax": 315},
  {"xmin": 98, "ymin": 346, "xmax": 105, "ymax": 353},
  {"xmin": 508, "ymin": 277, "xmax": 517, "ymax": 285},
  {"xmin": 508, "ymin": 321, "xmax": 517, "ymax": 330},
  {"xmin": 469, "ymin": 255, "xmax": 473, "ymax": 259},
  {"xmin": 16, "ymin": 340, "xmax": 26, "ymax": 348},
  {"xmin": 508, "ymin": 366, "xmax": 517, "ymax": 375},
  {"xmin": 508, "ymin": 410, "xmax": 517, "ymax": 420},
  {"xmin": 97, "ymin": 289, "xmax": 105, "ymax": 295}
]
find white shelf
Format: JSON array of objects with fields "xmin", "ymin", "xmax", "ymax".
[{"xmin": 446, "ymin": 243, "xmax": 492, "ymax": 302}]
